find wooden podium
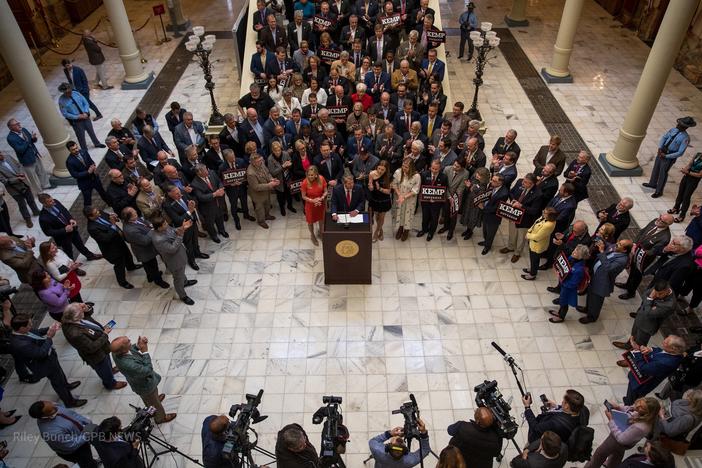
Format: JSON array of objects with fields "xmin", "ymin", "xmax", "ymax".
[{"xmin": 322, "ymin": 213, "xmax": 372, "ymax": 284}]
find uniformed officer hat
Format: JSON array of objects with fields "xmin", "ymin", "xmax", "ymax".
[
  {"xmin": 677, "ymin": 116, "xmax": 697, "ymax": 128},
  {"xmin": 466, "ymin": 2, "xmax": 475, "ymax": 8}
]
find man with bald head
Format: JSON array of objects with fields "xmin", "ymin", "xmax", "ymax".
[
  {"xmin": 136, "ymin": 124, "xmax": 171, "ymax": 167},
  {"xmin": 135, "ymin": 178, "xmax": 163, "ymax": 219},
  {"xmin": 462, "ymin": 136, "xmax": 485, "ymax": 178},
  {"xmin": 153, "ymin": 151, "xmax": 185, "ymax": 190},
  {"xmin": 106, "ymin": 168, "xmax": 139, "ymax": 216},
  {"xmin": 448, "ymin": 406, "xmax": 502, "ymax": 468},
  {"xmin": 202, "ymin": 414, "xmax": 231, "ymax": 467},
  {"xmin": 173, "ymin": 111, "xmax": 206, "ymax": 163},
  {"xmin": 391, "ymin": 59, "xmax": 419, "ymax": 91},
  {"xmin": 240, "ymin": 108, "xmax": 266, "ymax": 154},
  {"xmin": 616, "ymin": 213, "xmax": 674, "ymax": 300},
  {"xmin": 596, "ymin": 197, "xmax": 633, "ymax": 240},
  {"xmin": 111, "ymin": 335, "xmax": 176, "ymax": 424}
]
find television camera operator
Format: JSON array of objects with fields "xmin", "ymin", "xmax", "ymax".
[
  {"xmin": 201, "ymin": 414, "xmax": 232, "ymax": 468},
  {"xmin": 522, "ymin": 389, "xmax": 587, "ymax": 444},
  {"xmin": 275, "ymin": 423, "xmax": 320, "ymax": 467},
  {"xmin": 509, "ymin": 431, "xmax": 567, "ymax": 468},
  {"xmin": 368, "ymin": 418, "xmax": 431, "ymax": 467},
  {"xmin": 447, "ymin": 407, "xmax": 502, "ymax": 468},
  {"xmin": 91, "ymin": 416, "xmax": 145, "ymax": 468}
]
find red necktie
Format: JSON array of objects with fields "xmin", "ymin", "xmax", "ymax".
[
  {"xmin": 346, "ymin": 190, "xmax": 351, "ymax": 207},
  {"xmin": 205, "ymin": 177, "xmax": 213, "ymax": 190}
]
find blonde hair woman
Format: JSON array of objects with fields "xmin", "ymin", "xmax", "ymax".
[
  {"xmin": 392, "ymin": 157, "xmax": 421, "ymax": 241},
  {"xmin": 301, "ymin": 166, "xmax": 327, "ymax": 245}
]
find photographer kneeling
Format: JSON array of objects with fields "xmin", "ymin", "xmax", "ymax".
[
  {"xmin": 369, "ymin": 418, "xmax": 431, "ymax": 468},
  {"xmin": 522, "ymin": 390, "xmax": 587, "ymax": 444},
  {"xmin": 510, "ymin": 431, "xmax": 567, "ymax": 468},
  {"xmin": 201, "ymin": 414, "xmax": 233, "ymax": 468},
  {"xmin": 275, "ymin": 423, "xmax": 320, "ymax": 467},
  {"xmin": 447, "ymin": 407, "xmax": 502, "ymax": 468},
  {"xmin": 92, "ymin": 416, "xmax": 145, "ymax": 468}
]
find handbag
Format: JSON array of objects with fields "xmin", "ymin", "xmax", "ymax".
[{"xmin": 659, "ymin": 434, "xmax": 689, "ymax": 455}]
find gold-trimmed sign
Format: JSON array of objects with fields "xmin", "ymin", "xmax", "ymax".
[{"xmin": 335, "ymin": 240, "xmax": 359, "ymax": 258}]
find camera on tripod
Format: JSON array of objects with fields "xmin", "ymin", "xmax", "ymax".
[
  {"xmin": 312, "ymin": 395, "xmax": 349, "ymax": 467},
  {"xmin": 222, "ymin": 389, "xmax": 268, "ymax": 461},
  {"xmin": 122, "ymin": 405, "xmax": 157, "ymax": 441},
  {"xmin": 474, "ymin": 380, "xmax": 518, "ymax": 439},
  {"xmin": 392, "ymin": 394, "xmax": 422, "ymax": 442}
]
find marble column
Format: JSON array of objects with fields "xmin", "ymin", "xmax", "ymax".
[
  {"xmin": 541, "ymin": 0, "xmax": 585, "ymax": 83},
  {"xmin": 103, "ymin": 0, "xmax": 154, "ymax": 89},
  {"xmin": 505, "ymin": 0, "xmax": 529, "ymax": 27},
  {"xmin": 0, "ymin": 0, "xmax": 71, "ymax": 179},
  {"xmin": 600, "ymin": 0, "xmax": 699, "ymax": 176}
]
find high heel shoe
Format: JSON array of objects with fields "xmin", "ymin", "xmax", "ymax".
[
  {"xmin": 372, "ymin": 230, "xmax": 379, "ymax": 242},
  {"xmin": 674, "ymin": 215, "xmax": 685, "ymax": 223},
  {"xmin": 378, "ymin": 229, "xmax": 384, "ymax": 241},
  {"xmin": 667, "ymin": 208, "xmax": 679, "ymax": 214},
  {"xmin": 310, "ymin": 234, "xmax": 319, "ymax": 246}
]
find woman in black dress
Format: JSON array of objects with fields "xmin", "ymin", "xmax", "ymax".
[{"xmin": 368, "ymin": 160, "xmax": 392, "ymax": 242}]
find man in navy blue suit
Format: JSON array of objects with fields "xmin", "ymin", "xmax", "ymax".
[
  {"xmin": 331, "ymin": 173, "xmax": 366, "ymax": 220},
  {"xmin": 419, "ymin": 48, "xmax": 445, "ymax": 83},
  {"xmin": 546, "ymin": 182, "xmax": 577, "ymax": 234},
  {"xmin": 480, "ymin": 173, "xmax": 509, "ymax": 255},
  {"xmin": 250, "ymin": 41, "xmax": 274, "ymax": 82},
  {"xmin": 618, "ymin": 334, "xmax": 685, "ymax": 405},
  {"xmin": 61, "ymin": 59, "xmax": 102, "ymax": 120},
  {"xmin": 284, "ymin": 109, "xmax": 309, "ymax": 141},
  {"xmin": 65, "ymin": 141, "xmax": 111, "ymax": 207},
  {"xmin": 364, "ymin": 62, "xmax": 391, "ymax": 103}
]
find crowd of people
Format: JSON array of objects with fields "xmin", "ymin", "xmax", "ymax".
[{"xmin": 0, "ymin": 0, "xmax": 699, "ymax": 465}]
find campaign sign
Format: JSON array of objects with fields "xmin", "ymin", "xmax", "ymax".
[
  {"xmin": 327, "ymin": 105, "xmax": 349, "ymax": 117},
  {"xmin": 313, "ymin": 15, "xmax": 335, "ymax": 30},
  {"xmin": 419, "ymin": 185, "xmax": 446, "ymax": 203},
  {"xmin": 318, "ymin": 47, "xmax": 341, "ymax": 63},
  {"xmin": 472, "ymin": 190, "xmax": 491, "ymax": 207},
  {"xmin": 380, "ymin": 14, "xmax": 402, "ymax": 27},
  {"xmin": 632, "ymin": 244, "xmax": 647, "ymax": 272},
  {"xmin": 288, "ymin": 178, "xmax": 304, "ymax": 195},
  {"xmin": 496, "ymin": 201, "xmax": 524, "ymax": 223},
  {"xmin": 426, "ymin": 30, "xmax": 447, "ymax": 43},
  {"xmin": 448, "ymin": 192, "xmax": 461, "ymax": 216},
  {"xmin": 221, "ymin": 168, "xmax": 247, "ymax": 187},
  {"xmin": 554, "ymin": 251, "xmax": 571, "ymax": 281}
]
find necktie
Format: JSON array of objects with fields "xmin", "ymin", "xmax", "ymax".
[
  {"xmin": 205, "ymin": 177, "xmax": 213, "ymax": 190},
  {"xmin": 51, "ymin": 207, "xmax": 68, "ymax": 225},
  {"xmin": 27, "ymin": 331, "xmax": 45, "ymax": 340},
  {"xmin": 58, "ymin": 413, "xmax": 84, "ymax": 431},
  {"xmin": 346, "ymin": 189, "xmax": 351, "ymax": 207},
  {"xmin": 428, "ymin": 62, "xmax": 433, "ymax": 75},
  {"xmin": 519, "ymin": 188, "xmax": 527, "ymax": 202},
  {"xmin": 431, "ymin": 175, "xmax": 436, "ymax": 185},
  {"xmin": 178, "ymin": 199, "xmax": 188, "ymax": 211},
  {"xmin": 97, "ymin": 217, "xmax": 118, "ymax": 232},
  {"xmin": 406, "ymin": 114, "xmax": 411, "ymax": 131},
  {"xmin": 427, "ymin": 119, "xmax": 433, "ymax": 138},
  {"xmin": 377, "ymin": 41, "xmax": 382, "ymax": 57}
]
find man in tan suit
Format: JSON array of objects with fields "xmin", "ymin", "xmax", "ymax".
[
  {"xmin": 532, "ymin": 135, "xmax": 566, "ymax": 177},
  {"xmin": 330, "ymin": 51, "xmax": 357, "ymax": 82},
  {"xmin": 396, "ymin": 31, "xmax": 425, "ymax": 69},
  {"xmin": 246, "ymin": 154, "xmax": 280, "ymax": 229},
  {"xmin": 0, "ymin": 235, "xmax": 43, "ymax": 283},
  {"xmin": 391, "ymin": 60, "xmax": 419, "ymax": 91},
  {"xmin": 135, "ymin": 178, "xmax": 164, "ymax": 219}
]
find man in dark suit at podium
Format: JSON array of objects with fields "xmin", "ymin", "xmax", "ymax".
[{"xmin": 331, "ymin": 174, "xmax": 366, "ymax": 221}]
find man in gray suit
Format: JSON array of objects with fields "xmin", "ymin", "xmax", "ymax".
[
  {"xmin": 151, "ymin": 215, "xmax": 197, "ymax": 305},
  {"xmin": 578, "ymin": 238, "xmax": 632, "ymax": 324},
  {"xmin": 173, "ymin": 112, "xmax": 206, "ymax": 164},
  {"xmin": 120, "ymin": 207, "xmax": 169, "ymax": 289},
  {"xmin": 0, "ymin": 150, "xmax": 40, "ymax": 227},
  {"xmin": 612, "ymin": 279, "xmax": 676, "ymax": 349}
]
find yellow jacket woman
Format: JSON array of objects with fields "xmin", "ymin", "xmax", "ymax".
[{"xmin": 522, "ymin": 207, "xmax": 558, "ymax": 281}]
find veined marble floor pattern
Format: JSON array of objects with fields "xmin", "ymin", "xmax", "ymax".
[{"xmin": 0, "ymin": 0, "xmax": 701, "ymax": 466}]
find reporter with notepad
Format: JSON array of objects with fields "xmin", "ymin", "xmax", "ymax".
[{"xmin": 584, "ymin": 397, "xmax": 659, "ymax": 468}]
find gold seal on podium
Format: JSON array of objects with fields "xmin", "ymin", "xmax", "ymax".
[{"xmin": 335, "ymin": 240, "xmax": 360, "ymax": 258}]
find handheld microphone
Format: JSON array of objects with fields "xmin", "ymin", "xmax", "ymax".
[{"xmin": 491, "ymin": 341, "xmax": 521, "ymax": 370}]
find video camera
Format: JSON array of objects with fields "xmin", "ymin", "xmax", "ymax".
[
  {"xmin": 392, "ymin": 394, "xmax": 422, "ymax": 442},
  {"xmin": 474, "ymin": 380, "xmax": 518, "ymax": 439},
  {"xmin": 123, "ymin": 405, "xmax": 157, "ymax": 441},
  {"xmin": 312, "ymin": 395, "xmax": 349, "ymax": 464},
  {"xmin": 222, "ymin": 390, "xmax": 268, "ymax": 461}
]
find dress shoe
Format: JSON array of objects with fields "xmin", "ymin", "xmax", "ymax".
[
  {"xmin": 111, "ymin": 381, "xmax": 128, "ymax": 390},
  {"xmin": 155, "ymin": 280, "xmax": 170, "ymax": 289},
  {"xmin": 66, "ymin": 399, "xmax": 88, "ymax": 408},
  {"xmin": 499, "ymin": 247, "xmax": 514, "ymax": 254},
  {"xmin": 612, "ymin": 341, "xmax": 632, "ymax": 351},
  {"xmin": 642, "ymin": 183, "xmax": 655, "ymax": 188},
  {"xmin": 159, "ymin": 394, "xmax": 166, "ymax": 401},
  {"xmin": 552, "ymin": 298, "xmax": 560, "ymax": 305},
  {"xmin": 426, "ymin": 234, "xmax": 433, "ymax": 241},
  {"xmin": 280, "ymin": 206, "xmax": 286, "ymax": 216},
  {"xmin": 629, "ymin": 312, "xmax": 638, "ymax": 318},
  {"xmin": 223, "ymin": 214, "xmax": 229, "ymax": 222},
  {"xmin": 95, "ymin": 143, "xmax": 106, "ymax": 148},
  {"xmin": 651, "ymin": 192, "xmax": 662, "ymax": 198},
  {"xmin": 481, "ymin": 248, "xmax": 489, "ymax": 255},
  {"xmin": 618, "ymin": 293, "xmax": 634, "ymax": 300},
  {"xmin": 235, "ymin": 221, "xmax": 242, "ymax": 230},
  {"xmin": 75, "ymin": 269, "xmax": 87, "ymax": 277},
  {"xmin": 477, "ymin": 241, "xmax": 485, "ymax": 246},
  {"xmin": 87, "ymin": 253, "xmax": 103, "ymax": 260},
  {"xmin": 198, "ymin": 231, "xmax": 208, "ymax": 238},
  {"xmin": 68, "ymin": 381, "xmax": 81, "ymax": 390},
  {"xmin": 188, "ymin": 262, "xmax": 199, "ymax": 270},
  {"xmin": 181, "ymin": 296, "xmax": 195, "ymax": 305},
  {"xmin": 396, "ymin": 227, "xmax": 404, "ymax": 239},
  {"xmin": 537, "ymin": 264, "xmax": 550, "ymax": 271},
  {"xmin": 616, "ymin": 360, "xmax": 629, "ymax": 368},
  {"xmin": 197, "ymin": 253, "xmax": 210, "ymax": 259},
  {"xmin": 158, "ymin": 413, "xmax": 177, "ymax": 424},
  {"xmin": 93, "ymin": 115, "xmax": 103, "ymax": 121},
  {"xmin": 0, "ymin": 415, "xmax": 21, "ymax": 429},
  {"xmin": 576, "ymin": 305, "xmax": 587, "ymax": 313},
  {"xmin": 127, "ymin": 264, "xmax": 143, "ymax": 271},
  {"xmin": 401, "ymin": 230, "xmax": 409, "ymax": 241},
  {"xmin": 112, "ymin": 366, "xmax": 120, "ymax": 374},
  {"xmin": 245, "ymin": 214, "xmax": 256, "ymax": 221},
  {"xmin": 615, "ymin": 282, "xmax": 627, "ymax": 289},
  {"xmin": 211, "ymin": 237, "xmax": 221, "ymax": 243},
  {"xmin": 416, "ymin": 230, "xmax": 426, "ymax": 237},
  {"xmin": 19, "ymin": 376, "xmax": 41, "ymax": 384},
  {"xmin": 119, "ymin": 282, "xmax": 134, "ymax": 289},
  {"xmin": 521, "ymin": 274, "xmax": 535, "ymax": 281},
  {"xmin": 25, "ymin": 219, "xmax": 33, "ymax": 228},
  {"xmin": 258, "ymin": 221, "xmax": 269, "ymax": 229},
  {"xmin": 185, "ymin": 279, "xmax": 198, "ymax": 287},
  {"xmin": 438, "ymin": 227, "xmax": 448, "ymax": 234},
  {"xmin": 547, "ymin": 286, "xmax": 561, "ymax": 294},
  {"xmin": 510, "ymin": 255, "xmax": 520, "ymax": 263},
  {"xmin": 462, "ymin": 230, "xmax": 473, "ymax": 240},
  {"xmin": 457, "ymin": 54, "xmax": 464, "ymax": 59},
  {"xmin": 219, "ymin": 231, "xmax": 229, "ymax": 238},
  {"xmin": 579, "ymin": 317, "xmax": 595, "ymax": 324},
  {"xmin": 288, "ymin": 205, "xmax": 297, "ymax": 213},
  {"xmin": 265, "ymin": 215, "xmax": 276, "ymax": 220},
  {"xmin": 447, "ymin": 234, "xmax": 453, "ymax": 241},
  {"xmin": 522, "ymin": 268, "xmax": 531, "ymax": 274}
]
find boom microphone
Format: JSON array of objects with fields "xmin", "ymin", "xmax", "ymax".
[
  {"xmin": 491, "ymin": 341, "xmax": 521, "ymax": 370},
  {"xmin": 491, "ymin": 341, "xmax": 507, "ymax": 357}
]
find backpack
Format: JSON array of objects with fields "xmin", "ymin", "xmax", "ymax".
[{"xmin": 567, "ymin": 407, "xmax": 594, "ymax": 462}]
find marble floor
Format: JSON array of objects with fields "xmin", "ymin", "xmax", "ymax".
[{"xmin": 0, "ymin": 0, "xmax": 701, "ymax": 466}]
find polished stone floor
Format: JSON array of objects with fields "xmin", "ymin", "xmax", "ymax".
[{"xmin": 0, "ymin": 0, "xmax": 701, "ymax": 466}]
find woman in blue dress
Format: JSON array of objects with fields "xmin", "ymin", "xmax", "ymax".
[{"xmin": 549, "ymin": 244, "xmax": 590, "ymax": 323}]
